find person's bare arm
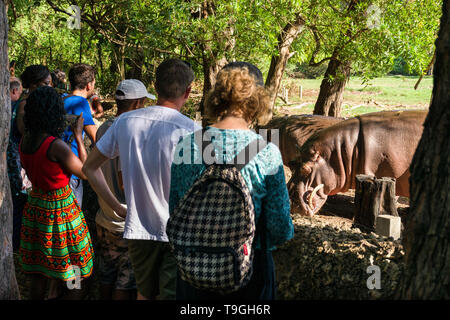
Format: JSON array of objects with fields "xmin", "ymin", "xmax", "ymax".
[
  {"xmin": 118, "ymin": 171, "xmax": 124, "ymax": 191},
  {"xmin": 49, "ymin": 113, "xmax": 87, "ymax": 179},
  {"xmin": 82, "ymin": 147, "xmax": 127, "ymax": 218},
  {"xmin": 16, "ymin": 100, "xmax": 26, "ymax": 135},
  {"xmin": 48, "ymin": 139, "xmax": 87, "ymax": 180},
  {"xmin": 84, "ymin": 124, "xmax": 97, "ymax": 145},
  {"xmin": 74, "ymin": 114, "xmax": 87, "ymax": 163},
  {"xmin": 93, "ymin": 100, "xmax": 104, "ymax": 119}
]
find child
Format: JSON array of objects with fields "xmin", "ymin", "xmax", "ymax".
[{"xmin": 19, "ymin": 86, "xmax": 94, "ymax": 300}]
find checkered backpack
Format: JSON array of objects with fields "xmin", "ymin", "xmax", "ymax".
[{"xmin": 166, "ymin": 136, "xmax": 266, "ymax": 294}]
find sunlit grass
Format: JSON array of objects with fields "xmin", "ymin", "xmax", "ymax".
[{"xmin": 279, "ymin": 75, "xmax": 432, "ymax": 117}]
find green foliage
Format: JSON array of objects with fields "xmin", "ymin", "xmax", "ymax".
[
  {"xmin": 7, "ymin": 0, "xmax": 442, "ymax": 98},
  {"xmin": 8, "ymin": 2, "xmax": 93, "ymax": 75},
  {"xmin": 288, "ymin": 0, "xmax": 441, "ymax": 82}
]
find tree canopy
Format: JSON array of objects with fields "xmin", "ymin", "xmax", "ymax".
[{"xmin": 6, "ymin": 0, "xmax": 442, "ymax": 115}]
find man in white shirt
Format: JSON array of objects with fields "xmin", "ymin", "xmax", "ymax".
[
  {"xmin": 95, "ymin": 79, "xmax": 156, "ymax": 300},
  {"xmin": 83, "ymin": 59, "xmax": 200, "ymax": 300}
]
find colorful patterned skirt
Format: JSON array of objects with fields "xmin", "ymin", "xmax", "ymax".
[{"xmin": 19, "ymin": 184, "xmax": 94, "ymax": 281}]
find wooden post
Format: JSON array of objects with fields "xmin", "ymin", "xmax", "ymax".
[
  {"xmin": 281, "ymin": 86, "xmax": 289, "ymax": 104},
  {"xmin": 353, "ymin": 175, "xmax": 398, "ymax": 231}
]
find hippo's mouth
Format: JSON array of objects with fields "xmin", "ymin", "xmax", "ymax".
[{"xmin": 302, "ymin": 184, "xmax": 324, "ymax": 214}]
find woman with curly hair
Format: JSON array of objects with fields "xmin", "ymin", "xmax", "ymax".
[
  {"xmin": 19, "ymin": 86, "xmax": 94, "ymax": 300},
  {"xmin": 169, "ymin": 62, "xmax": 294, "ymax": 300}
]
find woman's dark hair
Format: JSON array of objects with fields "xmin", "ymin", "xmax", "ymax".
[
  {"xmin": 51, "ymin": 69, "xmax": 67, "ymax": 90},
  {"xmin": 222, "ymin": 62, "xmax": 264, "ymax": 86},
  {"xmin": 24, "ymin": 86, "xmax": 66, "ymax": 138},
  {"xmin": 20, "ymin": 65, "xmax": 51, "ymax": 89}
]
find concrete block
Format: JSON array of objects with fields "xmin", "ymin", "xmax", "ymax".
[{"xmin": 375, "ymin": 215, "xmax": 402, "ymax": 240}]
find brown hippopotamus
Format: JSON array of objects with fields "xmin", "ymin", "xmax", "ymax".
[
  {"xmin": 258, "ymin": 115, "xmax": 344, "ymax": 169},
  {"xmin": 288, "ymin": 110, "xmax": 428, "ymax": 216}
]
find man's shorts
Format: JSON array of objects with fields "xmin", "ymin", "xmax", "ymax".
[
  {"xmin": 127, "ymin": 239, "xmax": 176, "ymax": 300},
  {"xmin": 96, "ymin": 224, "xmax": 136, "ymax": 290},
  {"xmin": 69, "ymin": 178, "xmax": 83, "ymax": 208}
]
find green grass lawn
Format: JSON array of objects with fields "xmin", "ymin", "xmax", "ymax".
[{"xmin": 277, "ymin": 75, "xmax": 432, "ymax": 117}]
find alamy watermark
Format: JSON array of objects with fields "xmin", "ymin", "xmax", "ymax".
[
  {"xmin": 171, "ymin": 128, "xmax": 281, "ymax": 174},
  {"xmin": 366, "ymin": 4, "xmax": 382, "ymax": 30},
  {"xmin": 66, "ymin": 5, "xmax": 81, "ymax": 30},
  {"xmin": 66, "ymin": 265, "xmax": 81, "ymax": 290},
  {"xmin": 366, "ymin": 256, "xmax": 381, "ymax": 290}
]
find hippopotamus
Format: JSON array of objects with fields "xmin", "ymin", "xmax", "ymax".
[
  {"xmin": 288, "ymin": 110, "xmax": 428, "ymax": 216},
  {"xmin": 258, "ymin": 115, "xmax": 344, "ymax": 169}
]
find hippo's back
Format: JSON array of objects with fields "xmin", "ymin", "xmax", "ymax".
[
  {"xmin": 261, "ymin": 114, "xmax": 344, "ymax": 166},
  {"xmin": 357, "ymin": 110, "xmax": 428, "ymax": 196}
]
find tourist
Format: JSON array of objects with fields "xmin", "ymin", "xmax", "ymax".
[
  {"xmin": 19, "ymin": 86, "xmax": 94, "ymax": 300},
  {"xmin": 63, "ymin": 63, "xmax": 97, "ymax": 208},
  {"xmin": 16, "ymin": 65, "xmax": 52, "ymax": 135},
  {"xmin": 10, "ymin": 65, "xmax": 51, "ymax": 251},
  {"xmin": 51, "ymin": 69, "xmax": 68, "ymax": 96},
  {"xmin": 83, "ymin": 59, "xmax": 200, "ymax": 300},
  {"xmin": 7, "ymin": 77, "xmax": 26, "ymax": 251},
  {"xmin": 169, "ymin": 61, "xmax": 294, "ymax": 300},
  {"xmin": 94, "ymin": 79, "xmax": 155, "ymax": 300},
  {"xmin": 89, "ymin": 92, "xmax": 104, "ymax": 119}
]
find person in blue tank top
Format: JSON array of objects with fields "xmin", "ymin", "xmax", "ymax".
[
  {"xmin": 63, "ymin": 63, "xmax": 97, "ymax": 208},
  {"xmin": 169, "ymin": 62, "xmax": 294, "ymax": 300}
]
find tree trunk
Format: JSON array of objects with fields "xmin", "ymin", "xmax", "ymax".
[
  {"xmin": 0, "ymin": 0, "xmax": 20, "ymax": 300},
  {"xmin": 200, "ymin": 55, "xmax": 228, "ymax": 127},
  {"xmin": 265, "ymin": 14, "xmax": 305, "ymax": 114},
  {"xmin": 395, "ymin": 0, "xmax": 449, "ymax": 299},
  {"xmin": 313, "ymin": 56, "xmax": 351, "ymax": 117},
  {"xmin": 125, "ymin": 47, "xmax": 144, "ymax": 81}
]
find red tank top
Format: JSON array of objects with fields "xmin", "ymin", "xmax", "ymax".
[{"xmin": 19, "ymin": 136, "xmax": 71, "ymax": 191}]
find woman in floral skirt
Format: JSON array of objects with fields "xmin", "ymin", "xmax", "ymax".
[{"xmin": 19, "ymin": 86, "xmax": 94, "ymax": 299}]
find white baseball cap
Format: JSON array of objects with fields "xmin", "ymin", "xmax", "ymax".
[{"xmin": 115, "ymin": 79, "xmax": 156, "ymax": 100}]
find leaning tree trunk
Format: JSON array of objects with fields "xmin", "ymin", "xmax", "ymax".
[
  {"xmin": 395, "ymin": 0, "xmax": 449, "ymax": 299},
  {"xmin": 265, "ymin": 14, "xmax": 306, "ymax": 114},
  {"xmin": 0, "ymin": 0, "xmax": 20, "ymax": 300},
  {"xmin": 313, "ymin": 56, "xmax": 351, "ymax": 117}
]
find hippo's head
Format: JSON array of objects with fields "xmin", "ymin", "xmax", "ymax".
[{"xmin": 288, "ymin": 145, "xmax": 341, "ymax": 216}]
